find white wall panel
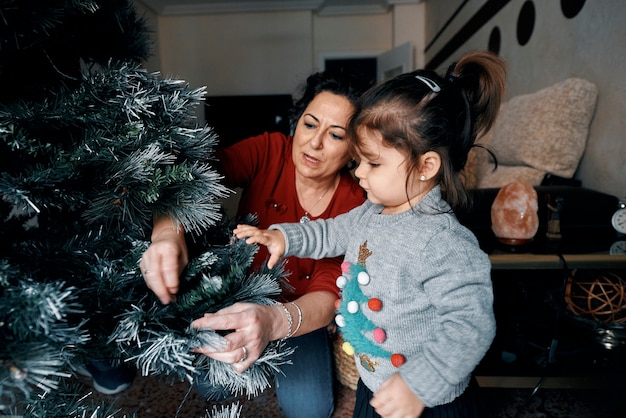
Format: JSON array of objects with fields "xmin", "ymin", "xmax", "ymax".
[{"xmin": 424, "ymin": 0, "xmax": 626, "ymax": 198}]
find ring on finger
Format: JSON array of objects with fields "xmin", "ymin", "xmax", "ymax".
[{"xmin": 239, "ymin": 346, "xmax": 248, "ymax": 363}]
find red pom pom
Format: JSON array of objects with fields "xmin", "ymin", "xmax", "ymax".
[
  {"xmin": 391, "ymin": 353, "xmax": 406, "ymax": 367},
  {"xmin": 368, "ymin": 298, "xmax": 383, "ymax": 311},
  {"xmin": 341, "ymin": 262, "xmax": 351, "ymax": 273},
  {"xmin": 334, "ymin": 299, "xmax": 340, "ymax": 310}
]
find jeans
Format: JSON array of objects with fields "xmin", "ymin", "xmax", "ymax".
[
  {"xmin": 275, "ymin": 327, "xmax": 335, "ymax": 418},
  {"xmin": 196, "ymin": 327, "xmax": 335, "ymax": 418}
]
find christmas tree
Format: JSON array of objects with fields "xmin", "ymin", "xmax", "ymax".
[
  {"xmin": 0, "ymin": 1, "xmax": 291, "ymax": 416},
  {"xmin": 335, "ymin": 243, "xmax": 407, "ymax": 371}
]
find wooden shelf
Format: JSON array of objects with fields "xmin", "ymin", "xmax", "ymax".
[
  {"xmin": 476, "ymin": 375, "xmax": 626, "ymax": 389},
  {"xmin": 479, "ymin": 250, "xmax": 626, "ymax": 388},
  {"xmin": 489, "ymin": 253, "xmax": 626, "ymax": 270}
]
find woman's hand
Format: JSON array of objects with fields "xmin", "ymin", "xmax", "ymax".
[
  {"xmin": 233, "ymin": 224, "xmax": 286, "ymax": 269},
  {"xmin": 191, "ymin": 302, "xmax": 286, "ymax": 373},
  {"xmin": 371, "ymin": 373, "xmax": 425, "ymax": 418},
  {"xmin": 140, "ymin": 220, "xmax": 188, "ymax": 304}
]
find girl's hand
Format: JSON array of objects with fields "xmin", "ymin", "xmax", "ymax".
[
  {"xmin": 371, "ymin": 373, "xmax": 425, "ymax": 418},
  {"xmin": 233, "ymin": 224, "xmax": 286, "ymax": 269},
  {"xmin": 140, "ymin": 226, "xmax": 188, "ymax": 304}
]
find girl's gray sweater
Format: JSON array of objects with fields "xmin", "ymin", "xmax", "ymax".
[{"xmin": 271, "ymin": 186, "xmax": 494, "ymax": 407}]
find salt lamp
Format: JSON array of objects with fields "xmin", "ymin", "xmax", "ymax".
[{"xmin": 491, "ymin": 180, "xmax": 539, "ymax": 245}]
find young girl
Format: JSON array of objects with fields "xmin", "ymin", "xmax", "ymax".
[{"xmin": 234, "ymin": 50, "xmax": 506, "ymax": 418}]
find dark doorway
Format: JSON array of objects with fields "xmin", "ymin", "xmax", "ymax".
[
  {"xmin": 204, "ymin": 94, "xmax": 293, "ymax": 148},
  {"xmin": 324, "ymin": 57, "xmax": 377, "ymax": 84}
]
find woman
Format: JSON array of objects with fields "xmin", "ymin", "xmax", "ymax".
[{"xmin": 140, "ymin": 70, "xmax": 371, "ymax": 418}]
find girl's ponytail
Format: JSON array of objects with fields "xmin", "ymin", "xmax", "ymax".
[{"xmin": 448, "ymin": 51, "xmax": 507, "ymax": 139}]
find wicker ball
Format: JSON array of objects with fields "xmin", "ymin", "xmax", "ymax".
[{"xmin": 565, "ymin": 270, "xmax": 626, "ymax": 324}]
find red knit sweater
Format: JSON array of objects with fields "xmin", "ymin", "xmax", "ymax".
[{"xmin": 216, "ymin": 132, "xmax": 365, "ymax": 299}]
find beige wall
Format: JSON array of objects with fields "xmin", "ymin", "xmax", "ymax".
[
  {"xmin": 393, "ymin": 2, "xmax": 426, "ymax": 68},
  {"xmin": 313, "ymin": 13, "xmax": 393, "ymax": 70},
  {"xmin": 134, "ymin": 1, "xmax": 625, "ymax": 200},
  {"xmin": 158, "ymin": 11, "xmax": 312, "ymax": 96},
  {"xmin": 135, "ymin": 2, "xmax": 425, "ymax": 97},
  {"xmin": 134, "ymin": 2, "xmax": 426, "ymax": 217},
  {"xmin": 424, "ymin": 0, "xmax": 626, "ymax": 199}
]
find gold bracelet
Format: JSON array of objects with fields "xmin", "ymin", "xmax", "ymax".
[
  {"xmin": 289, "ymin": 301, "xmax": 303, "ymax": 336},
  {"xmin": 276, "ymin": 302, "xmax": 294, "ymax": 338}
]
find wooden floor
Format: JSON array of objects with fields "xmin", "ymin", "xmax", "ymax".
[
  {"xmin": 82, "ymin": 373, "xmax": 623, "ymax": 418},
  {"xmin": 84, "ymin": 373, "xmax": 355, "ymax": 418}
]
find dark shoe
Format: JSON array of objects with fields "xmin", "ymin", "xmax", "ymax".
[{"xmin": 80, "ymin": 359, "xmax": 134, "ymax": 395}]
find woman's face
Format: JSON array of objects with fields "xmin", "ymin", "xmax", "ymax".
[{"xmin": 292, "ymin": 91, "xmax": 353, "ymax": 181}]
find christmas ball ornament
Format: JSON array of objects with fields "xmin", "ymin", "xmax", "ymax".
[{"xmin": 10, "ymin": 366, "xmax": 27, "ymax": 381}]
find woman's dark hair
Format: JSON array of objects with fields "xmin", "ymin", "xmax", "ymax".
[
  {"xmin": 289, "ymin": 69, "xmax": 374, "ymax": 133},
  {"xmin": 347, "ymin": 50, "xmax": 507, "ymax": 210}
]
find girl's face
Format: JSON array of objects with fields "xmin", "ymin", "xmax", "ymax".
[
  {"xmin": 353, "ymin": 127, "xmax": 428, "ymax": 214},
  {"xmin": 292, "ymin": 91, "xmax": 353, "ymax": 182}
]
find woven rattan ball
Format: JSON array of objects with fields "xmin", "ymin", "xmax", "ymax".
[{"xmin": 565, "ymin": 270, "xmax": 626, "ymax": 323}]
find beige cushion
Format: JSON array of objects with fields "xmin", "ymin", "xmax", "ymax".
[
  {"xmin": 464, "ymin": 128, "xmax": 546, "ymax": 188},
  {"xmin": 462, "ymin": 127, "xmax": 493, "ymax": 189},
  {"xmin": 462, "ymin": 78, "xmax": 598, "ymax": 189}
]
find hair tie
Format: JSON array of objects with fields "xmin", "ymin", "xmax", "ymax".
[
  {"xmin": 414, "ymin": 75, "xmax": 440, "ymax": 93},
  {"xmin": 445, "ymin": 61, "xmax": 458, "ymax": 83}
]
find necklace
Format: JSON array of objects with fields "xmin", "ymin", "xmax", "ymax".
[{"xmin": 299, "ymin": 183, "xmax": 334, "ymax": 223}]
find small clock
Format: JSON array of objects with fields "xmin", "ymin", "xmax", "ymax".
[
  {"xmin": 612, "ymin": 199, "xmax": 626, "ymax": 235},
  {"xmin": 611, "ymin": 240, "xmax": 626, "ymax": 255}
]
